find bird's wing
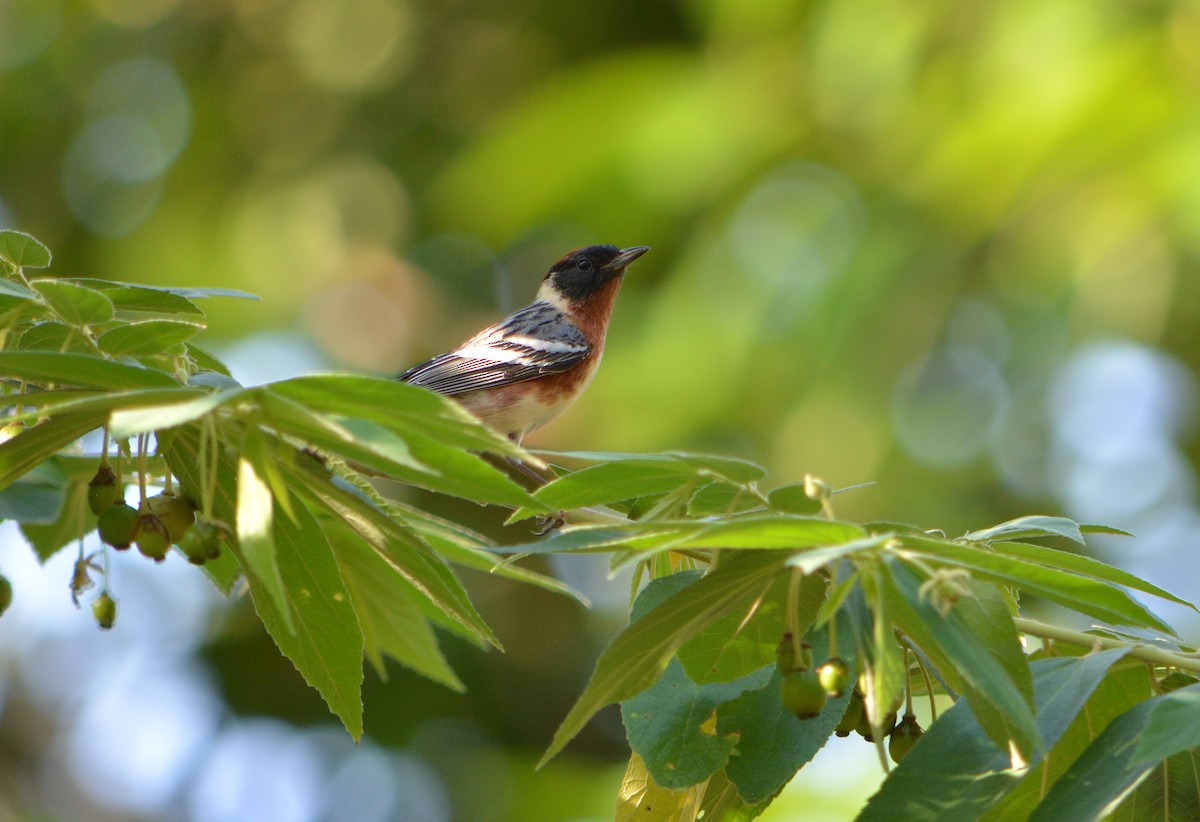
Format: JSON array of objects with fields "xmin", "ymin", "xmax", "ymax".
[{"xmin": 399, "ymin": 302, "xmax": 591, "ymax": 396}]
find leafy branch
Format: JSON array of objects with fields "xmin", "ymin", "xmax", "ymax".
[{"xmin": 3, "ymin": 230, "xmax": 1199, "ymax": 821}]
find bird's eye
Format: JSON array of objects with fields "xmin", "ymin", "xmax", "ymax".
[{"xmin": 577, "ymin": 258, "xmax": 593, "ymax": 272}]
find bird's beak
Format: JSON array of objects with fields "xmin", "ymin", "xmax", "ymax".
[{"xmin": 604, "ymin": 246, "xmax": 651, "ymax": 270}]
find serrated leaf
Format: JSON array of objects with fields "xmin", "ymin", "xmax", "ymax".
[
  {"xmin": 17, "ymin": 322, "xmax": 88, "ymax": 352},
  {"xmin": 286, "ymin": 460, "xmax": 499, "ymax": 649},
  {"xmin": 615, "ymin": 753, "xmax": 705, "ymax": 822},
  {"xmin": 1109, "ymin": 749, "xmax": 1200, "ymax": 822},
  {"xmin": 0, "ymin": 459, "xmax": 67, "ymax": 523},
  {"xmin": 1030, "ymin": 683, "xmax": 1200, "ymax": 822},
  {"xmin": 673, "ymin": 515, "xmax": 866, "ymax": 550},
  {"xmin": 695, "ymin": 768, "xmax": 767, "ymax": 822},
  {"xmin": 32, "ymin": 281, "xmax": 114, "ymax": 326},
  {"xmin": 859, "ymin": 650, "xmax": 1131, "ymax": 822},
  {"xmin": 0, "ymin": 351, "xmax": 177, "ymax": 390},
  {"xmin": 964, "ymin": 515, "xmax": 1085, "ymax": 545},
  {"xmin": 854, "ymin": 565, "xmax": 907, "ymax": 733},
  {"xmin": 20, "ymin": 474, "xmax": 93, "ymax": 562},
  {"xmin": 900, "ymin": 534, "xmax": 1173, "ymax": 633},
  {"xmin": 528, "ymin": 459, "xmax": 700, "ymax": 514},
  {"xmin": 108, "ymin": 389, "xmax": 240, "ymax": 438},
  {"xmin": 256, "ymin": 390, "xmax": 432, "ymax": 479},
  {"xmin": 766, "ymin": 483, "xmax": 823, "ymax": 515},
  {"xmin": 0, "ymin": 412, "xmax": 106, "ymax": 492},
  {"xmin": 155, "ymin": 285, "xmax": 260, "ymax": 300},
  {"xmin": 677, "ymin": 574, "xmax": 794, "ymax": 685},
  {"xmin": 715, "ymin": 615, "xmax": 855, "ymax": 803},
  {"xmin": 237, "ymin": 456, "xmax": 291, "ymax": 632},
  {"xmin": 884, "ymin": 561, "xmax": 1039, "ymax": 761},
  {"xmin": 0, "ymin": 230, "xmax": 52, "ymax": 268},
  {"xmin": 540, "ymin": 551, "xmax": 787, "ymax": 767},
  {"xmin": 268, "ymin": 375, "xmax": 523, "ymax": 458},
  {"xmin": 992, "ymin": 541, "xmax": 1196, "ymax": 612},
  {"xmin": 327, "ymin": 520, "xmax": 463, "ymax": 690},
  {"xmin": 622, "ymin": 659, "xmax": 770, "ymax": 788},
  {"xmin": 62, "ymin": 279, "xmax": 204, "ymax": 316},
  {"xmin": 97, "ymin": 320, "xmax": 203, "ymax": 357},
  {"xmin": 687, "ymin": 481, "xmax": 763, "ymax": 517}
]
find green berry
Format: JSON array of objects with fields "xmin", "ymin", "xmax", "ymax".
[
  {"xmin": 781, "ymin": 669, "xmax": 827, "ymax": 719},
  {"xmin": 178, "ymin": 521, "xmax": 222, "ymax": 565},
  {"xmin": 835, "ymin": 689, "xmax": 864, "ymax": 737},
  {"xmin": 889, "ymin": 714, "xmax": 924, "ymax": 763},
  {"xmin": 856, "ymin": 709, "xmax": 898, "ymax": 742},
  {"xmin": 0, "ymin": 573, "xmax": 12, "ymax": 617},
  {"xmin": 135, "ymin": 514, "xmax": 171, "ymax": 562},
  {"xmin": 97, "ymin": 503, "xmax": 138, "ymax": 549},
  {"xmin": 776, "ymin": 633, "xmax": 795, "ymax": 674},
  {"xmin": 141, "ymin": 493, "xmax": 196, "ymax": 543},
  {"xmin": 817, "ymin": 658, "xmax": 851, "ymax": 697},
  {"xmin": 92, "ymin": 592, "xmax": 117, "ymax": 629},
  {"xmin": 87, "ymin": 465, "xmax": 119, "ymax": 516}
]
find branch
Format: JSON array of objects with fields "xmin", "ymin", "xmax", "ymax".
[{"xmin": 1013, "ymin": 617, "xmax": 1200, "ymax": 674}]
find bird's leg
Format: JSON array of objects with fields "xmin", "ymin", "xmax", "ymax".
[{"xmin": 506, "ymin": 433, "xmax": 565, "ymax": 534}]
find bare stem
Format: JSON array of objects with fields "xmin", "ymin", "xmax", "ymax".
[{"xmin": 1013, "ymin": 617, "xmax": 1200, "ymax": 673}]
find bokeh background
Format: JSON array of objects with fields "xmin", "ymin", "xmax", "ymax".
[{"xmin": 3, "ymin": 0, "xmax": 1200, "ymax": 819}]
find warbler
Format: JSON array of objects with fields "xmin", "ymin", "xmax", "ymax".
[{"xmin": 400, "ymin": 244, "xmax": 649, "ymax": 442}]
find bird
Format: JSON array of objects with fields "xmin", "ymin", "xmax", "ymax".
[{"xmin": 400, "ymin": 244, "xmax": 649, "ymax": 444}]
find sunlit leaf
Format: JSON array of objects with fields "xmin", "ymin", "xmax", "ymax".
[
  {"xmin": 717, "ymin": 617, "xmax": 855, "ymax": 804},
  {"xmin": 237, "ymin": 455, "xmax": 291, "ymax": 632},
  {"xmin": 0, "ymin": 230, "xmax": 52, "ymax": 269},
  {"xmin": 0, "ymin": 412, "xmax": 107, "ymax": 493},
  {"xmin": 97, "ymin": 320, "xmax": 204, "ymax": 357},
  {"xmin": 677, "ymin": 574, "xmax": 793, "ymax": 685},
  {"xmin": 62, "ymin": 279, "xmax": 204, "ymax": 316},
  {"xmin": 899, "ymin": 534, "xmax": 1173, "ymax": 633},
  {"xmin": 540, "ymin": 551, "xmax": 786, "ymax": 767},
  {"xmin": 859, "ymin": 651, "xmax": 1131, "ymax": 822},
  {"xmin": 615, "ymin": 753, "xmax": 705, "ymax": 822},
  {"xmin": 964, "ymin": 515, "xmax": 1085, "ymax": 545},
  {"xmin": 108, "ymin": 389, "xmax": 240, "ymax": 438},
  {"xmin": 622, "ymin": 659, "xmax": 768, "ymax": 788},
  {"xmin": 0, "ymin": 351, "xmax": 177, "ymax": 390},
  {"xmin": 1029, "ymin": 684, "xmax": 1200, "ymax": 822},
  {"xmin": 31, "ymin": 281, "xmax": 114, "ymax": 326}
]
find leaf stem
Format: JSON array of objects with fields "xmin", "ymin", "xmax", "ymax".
[{"xmin": 1013, "ymin": 617, "xmax": 1200, "ymax": 673}]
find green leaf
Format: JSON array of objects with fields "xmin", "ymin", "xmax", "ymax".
[
  {"xmin": 527, "ymin": 459, "xmax": 700, "ymax": 514},
  {"xmin": 17, "ymin": 322, "xmax": 88, "ymax": 352},
  {"xmin": 784, "ymin": 534, "xmax": 892, "ymax": 574},
  {"xmin": 108, "ymin": 389, "xmax": 240, "ymax": 438},
  {"xmin": 1132, "ymin": 685, "xmax": 1200, "ymax": 765},
  {"xmin": 859, "ymin": 651, "xmax": 1131, "ymax": 822},
  {"xmin": 687, "ymin": 481, "xmax": 764, "ymax": 517},
  {"xmin": 539, "ymin": 551, "xmax": 787, "ymax": 767},
  {"xmin": 986, "ymin": 661, "xmax": 1148, "ymax": 821},
  {"xmin": 964, "ymin": 515, "xmax": 1085, "ymax": 545},
  {"xmin": 673, "ymin": 515, "xmax": 866, "ymax": 550},
  {"xmin": 268, "ymin": 375, "xmax": 523, "ymax": 457},
  {"xmin": 716, "ymin": 616, "xmax": 855, "ymax": 804},
  {"xmin": 0, "ymin": 230, "xmax": 52, "ymax": 268},
  {"xmin": 237, "ymin": 455, "xmax": 292, "ymax": 632},
  {"xmin": 0, "ymin": 459, "xmax": 67, "ymax": 523},
  {"xmin": 0, "ymin": 351, "xmax": 178, "ymax": 390},
  {"xmin": 62, "ymin": 279, "xmax": 204, "ymax": 316},
  {"xmin": 615, "ymin": 753, "xmax": 706, "ymax": 822},
  {"xmin": 398, "ymin": 430, "xmax": 538, "ymax": 509},
  {"xmin": 991, "ymin": 541, "xmax": 1196, "ymax": 612},
  {"xmin": 1109, "ymin": 749, "xmax": 1200, "ymax": 822},
  {"xmin": 677, "ymin": 574, "xmax": 794, "ymax": 685},
  {"xmin": 256, "ymin": 390, "xmax": 432, "ymax": 479},
  {"xmin": 1029, "ymin": 684, "xmax": 1200, "ymax": 822},
  {"xmin": 31, "ymin": 281, "xmax": 114, "ymax": 326},
  {"xmin": 1079, "ymin": 523, "xmax": 1135, "ymax": 538},
  {"xmin": 766, "ymin": 483, "xmax": 823, "ymax": 515},
  {"xmin": 884, "ymin": 561, "xmax": 1040, "ymax": 761},
  {"xmin": 0, "ymin": 412, "xmax": 107, "ymax": 492},
  {"xmin": 155, "ymin": 285, "xmax": 260, "ymax": 300},
  {"xmin": 20, "ymin": 474, "xmax": 94, "ymax": 562},
  {"xmin": 900, "ymin": 534, "xmax": 1174, "ymax": 633},
  {"xmin": 326, "ymin": 519, "xmax": 463, "ymax": 690},
  {"xmin": 97, "ymin": 320, "xmax": 203, "ymax": 357},
  {"xmin": 622, "ymin": 659, "xmax": 770, "ymax": 789},
  {"xmin": 854, "ymin": 565, "xmax": 907, "ymax": 731},
  {"xmin": 286, "ymin": 460, "xmax": 500, "ymax": 649}
]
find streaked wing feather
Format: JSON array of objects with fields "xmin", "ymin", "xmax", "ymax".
[{"xmin": 400, "ymin": 302, "xmax": 590, "ymax": 396}]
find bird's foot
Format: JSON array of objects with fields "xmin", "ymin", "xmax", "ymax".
[{"xmin": 533, "ymin": 511, "xmax": 565, "ymax": 535}]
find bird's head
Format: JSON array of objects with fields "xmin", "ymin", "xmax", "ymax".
[{"xmin": 542, "ymin": 245, "xmax": 650, "ymax": 302}]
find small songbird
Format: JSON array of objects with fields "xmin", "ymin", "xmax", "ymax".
[{"xmin": 400, "ymin": 244, "xmax": 649, "ymax": 443}]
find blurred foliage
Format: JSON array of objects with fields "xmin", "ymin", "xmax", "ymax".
[{"xmin": 4, "ymin": 0, "xmax": 1200, "ymax": 820}]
